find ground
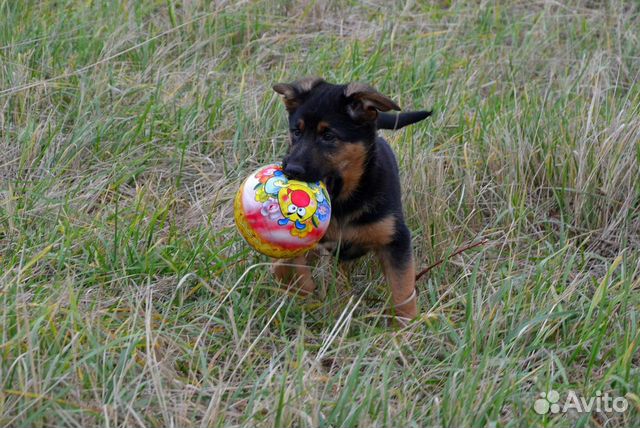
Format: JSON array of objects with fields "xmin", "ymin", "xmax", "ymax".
[{"xmin": 1, "ymin": 1, "xmax": 639, "ymax": 427}]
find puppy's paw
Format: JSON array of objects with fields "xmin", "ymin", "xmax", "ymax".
[{"xmin": 271, "ymin": 258, "xmax": 316, "ymax": 297}]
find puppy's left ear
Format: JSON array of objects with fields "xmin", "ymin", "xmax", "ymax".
[
  {"xmin": 344, "ymin": 82, "xmax": 401, "ymax": 122},
  {"xmin": 273, "ymin": 77, "xmax": 324, "ymax": 113}
]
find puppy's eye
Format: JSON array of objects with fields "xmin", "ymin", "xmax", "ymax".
[
  {"xmin": 321, "ymin": 131, "xmax": 336, "ymax": 142},
  {"xmin": 291, "ymin": 129, "xmax": 302, "ymax": 138}
]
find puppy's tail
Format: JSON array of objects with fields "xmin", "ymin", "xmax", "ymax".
[{"xmin": 377, "ymin": 110, "xmax": 432, "ymax": 130}]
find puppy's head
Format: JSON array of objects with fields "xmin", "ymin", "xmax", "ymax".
[{"xmin": 273, "ymin": 77, "xmax": 400, "ymax": 199}]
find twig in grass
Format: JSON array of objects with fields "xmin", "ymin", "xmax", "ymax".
[{"xmin": 415, "ymin": 239, "xmax": 489, "ymax": 282}]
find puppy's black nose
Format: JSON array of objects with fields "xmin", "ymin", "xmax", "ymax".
[{"xmin": 283, "ymin": 163, "xmax": 305, "ymax": 179}]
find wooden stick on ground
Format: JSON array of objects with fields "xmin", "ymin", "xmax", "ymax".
[{"xmin": 415, "ymin": 239, "xmax": 489, "ymax": 282}]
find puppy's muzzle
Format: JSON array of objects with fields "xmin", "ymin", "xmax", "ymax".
[{"xmin": 282, "ymin": 161, "xmax": 306, "ymax": 180}]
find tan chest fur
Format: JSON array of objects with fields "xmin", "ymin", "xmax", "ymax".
[{"xmin": 322, "ymin": 215, "xmax": 396, "ymax": 250}]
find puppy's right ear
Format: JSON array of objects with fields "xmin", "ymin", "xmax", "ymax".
[{"xmin": 273, "ymin": 77, "xmax": 324, "ymax": 113}]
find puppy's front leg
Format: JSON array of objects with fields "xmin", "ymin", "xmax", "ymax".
[
  {"xmin": 377, "ymin": 223, "xmax": 417, "ymax": 323},
  {"xmin": 271, "ymin": 254, "xmax": 316, "ymax": 296}
]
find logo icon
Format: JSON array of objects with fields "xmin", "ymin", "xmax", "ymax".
[{"xmin": 534, "ymin": 390, "xmax": 560, "ymax": 415}]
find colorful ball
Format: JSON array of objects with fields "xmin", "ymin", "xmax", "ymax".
[{"xmin": 234, "ymin": 164, "xmax": 332, "ymax": 258}]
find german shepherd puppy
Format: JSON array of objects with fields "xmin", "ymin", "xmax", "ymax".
[{"xmin": 271, "ymin": 77, "xmax": 430, "ymax": 324}]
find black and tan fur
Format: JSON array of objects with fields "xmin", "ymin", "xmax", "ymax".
[{"xmin": 271, "ymin": 77, "xmax": 430, "ymax": 322}]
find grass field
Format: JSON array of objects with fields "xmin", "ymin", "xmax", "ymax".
[{"xmin": 1, "ymin": 0, "xmax": 640, "ymax": 427}]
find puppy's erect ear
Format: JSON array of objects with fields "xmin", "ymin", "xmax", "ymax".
[
  {"xmin": 344, "ymin": 82, "xmax": 401, "ymax": 122},
  {"xmin": 273, "ymin": 77, "xmax": 325, "ymax": 113}
]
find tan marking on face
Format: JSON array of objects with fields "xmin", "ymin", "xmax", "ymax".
[
  {"xmin": 378, "ymin": 249, "xmax": 417, "ymax": 320},
  {"xmin": 297, "ymin": 119, "xmax": 305, "ymax": 131},
  {"xmin": 317, "ymin": 121, "xmax": 330, "ymax": 133},
  {"xmin": 342, "ymin": 216, "xmax": 396, "ymax": 248},
  {"xmin": 328, "ymin": 142, "xmax": 367, "ymax": 201}
]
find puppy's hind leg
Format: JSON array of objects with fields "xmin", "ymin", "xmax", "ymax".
[{"xmin": 377, "ymin": 222, "xmax": 418, "ymax": 324}]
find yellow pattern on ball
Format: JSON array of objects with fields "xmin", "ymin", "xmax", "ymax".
[{"xmin": 234, "ymin": 181, "xmax": 310, "ymax": 259}]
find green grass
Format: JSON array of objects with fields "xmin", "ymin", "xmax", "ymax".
[{"xmin": 1, "ymin": 0, "xmax": 639, "ymax": 426}]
